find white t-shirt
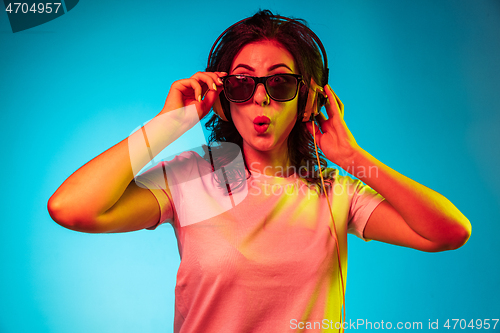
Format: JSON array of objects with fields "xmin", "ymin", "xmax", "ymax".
[{"xmin": 136, "ymin": 151, "xmax": 384, "ymax": 332}]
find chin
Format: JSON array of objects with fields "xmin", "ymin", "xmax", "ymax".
[{"xmin": 248, "ymin": 135, "xmax": 286, "ymax": 153}]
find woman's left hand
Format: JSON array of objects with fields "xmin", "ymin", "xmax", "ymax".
[{"xmin": 305, "ymin": 85, "xmax": 362, "ymax": 169}]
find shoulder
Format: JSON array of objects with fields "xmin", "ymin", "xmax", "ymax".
[
  {"xmin": 136, "ymin": 150, "xmax": 210, "ymax": 185},
  {"xmin": 165, "ymin": 150, "xmax": 206, "ymax": 168},
  {"xmin": 317, "ymin": 167, "xmax": 380, "ymax": 198},
  {"xmin": 319, "ymin": 167, "xmax": 359, "ymax": 187}
]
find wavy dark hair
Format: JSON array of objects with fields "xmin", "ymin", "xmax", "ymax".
[{"xmin": 204, "ymin": 10, "xmax": 330, "ymax": 191}]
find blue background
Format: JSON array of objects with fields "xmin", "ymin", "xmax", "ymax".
[{"xmin": 1, "ymin": 0, "xmax": 499, "ymax": 332}]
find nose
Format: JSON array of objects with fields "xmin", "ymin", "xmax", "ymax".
[{"xmin": 253, "ymin": 83, "xmax": 270, "ymax": 106}]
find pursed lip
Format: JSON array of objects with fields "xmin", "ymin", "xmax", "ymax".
[
  {"xmin": 253, "ymin": 116, "xmax": 271, "ymax": 134},
  {"xmin": 253, "ymin": 116, "xmax": 271, "ymax": 125}
]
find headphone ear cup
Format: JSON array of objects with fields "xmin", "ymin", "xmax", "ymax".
[
  {"xmin": 213, "ymin": 95, "xmax": 228, "ymax": 121},
  {"xmin": 302, "ymin": 86, "xmax": 319, "ymax": 122},
  {"xmin": 302, "ymin": 78, "xmax": 326, "ymax": 122}
]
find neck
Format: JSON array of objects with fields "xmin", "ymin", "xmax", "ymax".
[{"xmin": 243, "ymin": 143, "xmax": 295, "ymax": 178}]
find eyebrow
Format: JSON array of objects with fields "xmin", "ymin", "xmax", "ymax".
[{"xmin": 231, "ymin": 63, "xmax": 293, "ymax": 73}]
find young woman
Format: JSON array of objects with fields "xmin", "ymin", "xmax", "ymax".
[{"xmin": 48, "ymin": 10, "xmax": 471, "ymax": 333}]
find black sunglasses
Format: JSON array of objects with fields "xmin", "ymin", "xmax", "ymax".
[{"xmin": 221, "ymin": 74, "xmax": 303, "ymax": 103}]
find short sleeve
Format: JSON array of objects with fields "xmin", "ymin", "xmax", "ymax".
[
  {"xmin": 346, "ymin": 177, "xmax": 385, "ymax": 241},
  {"xmin": 134, "ymin": 161, "xmax": 175, "ymax": 229},
  {"xmin": 134, "ymin": 150, "xmax": 236, "ymax": 230},
  {"xmin": 134, "ymin": 151, "xmax": 204, "ymax": 229}
]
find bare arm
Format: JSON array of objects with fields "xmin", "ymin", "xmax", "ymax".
[
  {"xmin": 48, "ymin": 72, "xmax": 225, "ymax": 233},
  {"xmin": 352, "ymin": 150, "xmax": 470, "ymax": 252},
  {"xmin": 307, "ymin": 85, "xmax": 471, "ymax": 251}
]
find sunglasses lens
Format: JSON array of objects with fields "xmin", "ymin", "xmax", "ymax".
[
  {"xmin": 224, "ymin": 76, "xmax": 255, "ymax": 102},
  {"xmin": 266, "ymin": 75, "xmax": 298, "ymax": 101},
  {"xmin": 223, "ymin": 74, "xmax": 300, "ymax": 102}
]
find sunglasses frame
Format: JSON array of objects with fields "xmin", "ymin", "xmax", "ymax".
[{"xmin": 221, "ymin": 73, "xmax": 303, "ymax": 103}]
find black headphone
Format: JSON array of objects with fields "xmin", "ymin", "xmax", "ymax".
[{"xmin": 207, "ymin": 14, "xmax": 329, "ymax": 122}]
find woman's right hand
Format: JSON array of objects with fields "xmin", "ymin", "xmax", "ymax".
[
  {"xmin": 160, "ymin": 71, "xmax": 227, "ymax": 120},
  {"xmin": 48, "ymin": 71, "xmax": 227, "ymax": 233}
]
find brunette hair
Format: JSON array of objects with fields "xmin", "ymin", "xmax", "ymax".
[{"xmin": 204, "ymin": 10, "xmax": 329, "ymax": 190}]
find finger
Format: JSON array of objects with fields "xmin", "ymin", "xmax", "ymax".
[
  {"xmin": 201, "ymin": 71, "xmax": 226, "ymax": 87},
  {"xmin": 200, "ymin": 72, "xmax": 228, "ymax": 99},
  {"xmin": 211, "ymin": 71, "xmax": 228, "ymax": 85},
  {"xmin": 198, "ymin": 72, "xmax": 227, "ymax": 105},
  {"xmin": 190, "ymin": 73, "xmax": 217, "ymax": 101},
  {"xmin": 330, "ymin": 88, "xmax": 344, "ymax": 117},
  {"xmin": 191, "ymin": 72, "xmax": 223, "ymax": 96},
  {"xmin": 326, "ymin": 85, "xmax": 344, "ymax": 118},
  {"xmin": 305, "ymin": 119, "xmax": 323, "ymax": 143},
  {"xmin": 174, "ymin": 78, "xmax": 204, "ymax": 102},
  {"xmin": 323, "ymin": 84, "xmax": 342, "ymax": 119},
  {"xmin": 200, "ymin": 72, "xmax": 228, "ymax": 100},
  {"xmin": 315, "ymin": 111, "xmax": 328, "ymax": 129},
  {"xmin": 200, "ymin": 89, "xmax": 223, "ymax": 117}
]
